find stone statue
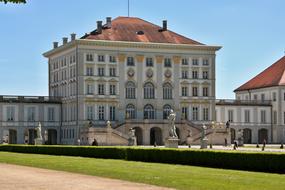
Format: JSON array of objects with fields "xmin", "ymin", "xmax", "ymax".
[
  {"xmin": 36, "ymin": 122, "xmax": 42, "ymax": 140},
  {"xmin": 128, "ymin": 128, "xmax": 137, "ymax": 146},
  {"xmin": 168, "ymin": 109, "xmax": 178, "ymax": 138},
  {"xmin": 201, "ymin": 124, "xmax": 207, "ymax": 140},
  {"xmin": 237, "ymin": 129, "xmax": 244, "ymax": 146},
  {"xmin": 106, "ymin": 120, "xmax": 111, "ymax": 128},
  {"xmin": 200, "ymin": 124, "xmax": 208, "ymax": 149}
]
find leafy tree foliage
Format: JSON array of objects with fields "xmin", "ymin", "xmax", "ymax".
[{"xmin": 0, "ymin": 0, "xmax": 26, "ymax": 3}]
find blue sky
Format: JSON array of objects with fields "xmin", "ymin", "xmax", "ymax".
[{"xmin": 0, "ymin": 0, "xmax": 284, "ymax": 98}]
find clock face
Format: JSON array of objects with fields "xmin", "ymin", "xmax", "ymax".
[
  {"xmin": 164, "ymin": 69, "xmax": 172, "ymax": 78},
  {"xmin": 127, "ymin": 69, "xmax": 135, "ymax": 77},
  {"xmin": 146, "ymin": 69, "xmax": 153, "ymax": 78}
]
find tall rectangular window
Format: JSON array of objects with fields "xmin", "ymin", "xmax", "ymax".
[
  {"xmin": 203, "ymin": 108, "xmax": 209, "ymax": 121},
  {"xmin": 228, "ymin": 110, "xmax": 234, "ymax": 122},
  {"xmin": 273, "ymin": 92, "xmax": 276, "ymax": 101},
  {"xmin": 109, "ymin": 55, "xmax": 116, "ymax": 63},
  {"xmin": 202, "ymin": 87, "xmax": 208, "ymax": 97},
  {"xmin": 244, "ymin": 110, "xmax": 250, "ymax": 123},
  {"xmin": 192, "ymin": 87, "xmax": 198, "ymax": 97},
  {"xmin": 86, "ymin": 67, "xmax": 93, "ymax": 76},
  {"xmin": 182, "ymin": 70, "xmax": 188, "ymax": 79},
  {"xmin": 192, "ymin": 58, "xmax": 198, "ymax": 65},
  {"xmin": 86, "ymin": 84, "xmax": 93, "ymax": 95},
  {"xmin": 182, "ymin": 86, "xmax": 188, "ymax": 96},
  {"xmin": 182, "ymin": 107, "xmax": 188, "ymax": 119},
  {"xmin": 86, "ymin": 53, "xmax": 93, "ymax": 62},
  {"xmin": 7, "ymin": 106, "xmax": 15, "ymax": 121},
  {"xmin": 261, "ymin": 94, "xmax": 265, "ymax": 102},
  {"xmin": 192, "ymin": 70, "xmax": 198, "ymax": 79},
  {"xmin": 98, "ymin": 55, "xmax": 105, "ymax": 62},
  {"xmin": 27, "ymin": 107, "xmax": 35, "ymax": 121},
  {"xmin": 48, "ymin": 107, "xmax": 55, "ymax": 121},
  {"xmin": 109, "ymin": 84, "xmax": 116, "ymax": 95},
  {"xmin": 98, "ymin": 67, "xmax": 105, "ymax": 76},
  {"xmin": 98, "ymin": 84, "xmax": 105, "ymax": 95},
  {"xmin": 87, "ymin": 106, "xmax": 93, "ymax": 120},
  {"xmin": 261, "ymin": 110, "xmax": 266, "ymax": 123},
  {"xmin": 109, "ymin": 68, "xmax": 116, "ymax": 76},
  {"xmin": 182, "ymin": 58, "xmax": 188, "ymax": 65},
  {"xmin": 192, "ymin": 107, "xmax": 199, "ymax": 121},
  {"xmin": 98, "ymin": 106, "xmax": 105, "ymax": 120},
  {"xmin": 146, "ymin": 57, "xmax": 153, "ymax": 67},
  {"xmin": 202, "ymin": 59, "xmax": 209, "ymax": 65},
  {"xmin": 109, "ymin": 106, "xmax": 116, "ymax": 121},
  {"xmin": 202, "ymin": 71, "xmax": 208, "ymax": 79}
]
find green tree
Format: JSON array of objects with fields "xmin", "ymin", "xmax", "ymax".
[{"xmin": 0, "ymin": 0, "xmax": 26, "ymax": 3}]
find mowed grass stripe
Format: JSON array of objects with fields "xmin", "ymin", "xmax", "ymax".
[{"xmin": 0, "ymin": 152, "xmax": 284, "ymax": 190}]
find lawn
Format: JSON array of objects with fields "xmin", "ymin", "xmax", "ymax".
[{"xmin": 0, "ymin": 151, "xmax": 284, "ymax": 190}]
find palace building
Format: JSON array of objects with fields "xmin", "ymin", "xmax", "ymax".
[{"xmin": 0, "ymin": 16, "xmax": 283, "ymax": 145}]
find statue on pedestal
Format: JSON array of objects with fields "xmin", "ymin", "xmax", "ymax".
[
  {"xmin": 200, "ymin": 124, "xmax": 208, "ymax": 149},
  {"xmin": 128, "ymin": 128, "xmax": 137, "ymax": 146},
  {"xmin": 168, "ymin": 109, "xmax": 178, "ymax": 138},
  {"xmin": 35, "ymin": 122, "xmax": 43, "ymax": 145}
]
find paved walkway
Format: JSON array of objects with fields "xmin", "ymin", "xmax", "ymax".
[{"xmin": 0, "ymin": 164, "xmax": 174, "ymax": 190}]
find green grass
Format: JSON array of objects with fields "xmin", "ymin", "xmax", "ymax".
[{"xmin": 0, "ymin": 152, "xmax": 284, "ymax": 190}]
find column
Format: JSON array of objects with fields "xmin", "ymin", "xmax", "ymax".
[
  {"xmin": 173, "ymin": 56, "xmax": 181, "ymax": 119},
  {"xmin": 118, "ymin": 54, "xmax": 126, "ymax": 122},
  {"xmin": 136, "ymin": 55, "xmax": 144, "ymax": 120}
]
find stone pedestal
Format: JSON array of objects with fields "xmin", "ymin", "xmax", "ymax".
[
  {"xmin": 238, "ymin": 138, "xmax": 244, "ymax": 146},
  {"xmin": 35, "ymin": 138, "xmax": 43, "ymax": 145},
  {"xmin": 200, "ymin": 138, "xmax": 208, "ymax": 149},
  {"xmin": 165, "ymin": 138, "xmax": 179, "ymax": 148}
]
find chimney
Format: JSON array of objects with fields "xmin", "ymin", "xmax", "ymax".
[
  {"xmin": 53, "ymin": 42, "xmax": 58, "ymax": 49},
  {"xmin": 70, "ymin": 33, "xmax": 76, "ymax": 41},
  {"xmin": 106, "ymin": 17, "xmax": 112, "ymax": 28},
  {"xmin": 62, "ymin": 37, "xmax": 68, "ymax": 45},
  {"xmin": 162, "ymin": 20, "xmax": 167, "ymax": 31},
  {"xmin": 97, "ymin": 21, "xmax": 103, "ymax": 34}
]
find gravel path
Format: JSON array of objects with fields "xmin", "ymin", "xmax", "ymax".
[{"xmin": 0, "ymin": 163, "xmax": 174, "ymax": 190}]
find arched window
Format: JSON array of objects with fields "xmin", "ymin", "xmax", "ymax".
[
  {"xmin": 126, "ymin": 81, "xmax": 136, "ymax": 99},
  {"xmin": 163, "ymin": 105, "xmax": 172, "ymax": 119},
  {"xmin": 144, "ymin": 82, "xmax": 155, "ymax": 99},
  {"xmin": 144, "ymin": 104, "xmax": 155, "ymax": 119},
  {"xmin": 126, "ymin": 104, "xmax": 136, "ymax": 119},
  {"xmin": 163, "ymin": 83, "xmax": 172, "ymax": 99}
]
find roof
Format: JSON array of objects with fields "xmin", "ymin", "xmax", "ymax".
[
  {"xmin": 234, "ymin": 56, "xmax": 285, "ymax": 92},
  {"xmin": 81, "ymin": 16, "xmax": 204, "ymax": 45}
]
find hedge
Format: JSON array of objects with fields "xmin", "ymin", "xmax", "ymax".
[{"xmin": 0, "ymin": 145, "xmax": 285, "ymax": 173}]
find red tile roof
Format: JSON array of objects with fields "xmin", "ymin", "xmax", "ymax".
[
  {"xmin": 234, "ymin": 56, "xmax": 285, "ymax": 92},
  {"xmin": 81, "ymin": 17, "xmax": 203, "ymax": 45}
]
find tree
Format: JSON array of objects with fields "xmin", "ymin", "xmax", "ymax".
[{"xmin": 0, "ymin": 0, "xmax": 26, "ymax": 3}]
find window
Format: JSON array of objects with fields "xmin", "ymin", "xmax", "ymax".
[
  {"xmin": 182, "ymin": 58, "xmax": 188, "ymax": 65},
  {"xmin": 192, "ymin": 59, "xmax": 198, "ymax": 65},
  {"xmin": 98, "ymin": 68, "xmax": 105, "ymax": 76},
  {"xmin": 261, "ymin": 110, "xmax": 266, "ymax": 123},
  {"xmin": 98, "ymin": 55, "xmax": 105, "ymax": 62},
  {"xmin": 98, "ymin": 84, "xmax": 105, "ymax": 95},
  {"xmin": 202, "ymin": 71, "xmax": 208, "ymax": 79},
  {"xmin": 163, "ymin": 105, "xmax": 171, "ymax": 119},
  {"xmin": 244, "ymin": 110, "xmax": 250, "ymax": 123},
  {"xmin": 7, "ymin": 106, "xmax": 15, "ymax": 121},
  {"xmin": 109, "ymin": 55, "xmax": 116, "ymax": 63},
  {"xmin": 109, "ymin": 106, "xmax": 115, "ymax": 121},
  {"xmin": 144, "ymin": 82, "xmax": 155, "ymax": 99},
  {"xmin": 126, "ymin": 104, "xmax": 136, "ymax": 119},
  {"xmin": 182, "ymin": 70, "xmax": 188, "ymax": 79},
  {"xmin": 146, "ymin": 57, "xmax": 153, "ymax": 67},
  {"xmin": 98, "ymin": 106, "xmax": 105, "ymax": 120},
  {"xmin": 127, "ymin": 57, "xmax": 135, "ymax": 66},
  {"xmin": 192, "ymin": 70, "xmax": 198, "ymax": 79},
  {"xmin": 27, "ymin": 107, "xmax": 35, "ymax": 121},
  {"xmin": 202, "ymin": 59, "xmax": 209, "ymax": 65},
  {"xmin": 87, "ymin": 106, "xmax": 93, "ymax": 120},
  {"xmin": 203, "ymin": 108, "xmax": 209, "ymax": 121},
  {"xmin": 86, "ymin": 53, "xmax": 93, "ymax": 62},
  {"xmin": 109, "ymin": 68, "xmax": 116, "ymax": 77},
  {"xmin": 164, "ymin": 58, "xmax": 172, "ymax": 67},
  {"xmin": 126, "ymin": 81, "xmax": 136, "ymax": 99},
  {"xmin": 109, "ymin": 84, "xmax": 116, "ymax": 95},
  {"xmin": 86, "ymin": 67, "xmax": 93, "ymax": 76},
  {"xmin": 182, "ymin": 107, "xmax": 188, "ymax": 119},
  {"xmin": 228, "ymin": 110, "xmax": 234, "ymax": 122},
  {"xmin": 261, "ymin": 94, "xmax": 265, "ymax": 102},
  {"xmin": 192, "ymin": 87, "xmax": 198, "ymax": 97},
  {"xmin": 86, "ymin": 84, "xmax": 93, "ymax": 95},
  {"xmin": 202, "ymin": 87, "xmax": 208, "ymax": 97},
  {"xmin": 182, "ymin": 86, "xmax": 188, "ymax": 97},
  {"xmin": 48, "ymin": 107, "xmax": 55, "ymax": 121},
  {"xmin": 273, "ymin": 92, "xmax": 276, "ymax": 101},
  {"xmin": 144, "ymin": 104, "xmax": 155, "ymax": 119},
  {"xmin": 284, "ymin": 112, "xmax": 285, "ymax": 124},
  {"xmin": 163, "ymin": 83, "xmax": 172, "ymax": 99},
  {"xmin": 254, "ymin": 94, "xmax": 258, "ymax": 100},
  {"xmin": 192, "ymin": 107, "xmax": 199, "ymax": 121}
]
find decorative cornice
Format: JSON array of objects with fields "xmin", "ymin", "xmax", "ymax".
[{"xmin": 43, "ymin": 39, "xmax": 222, "ymax": 58}]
